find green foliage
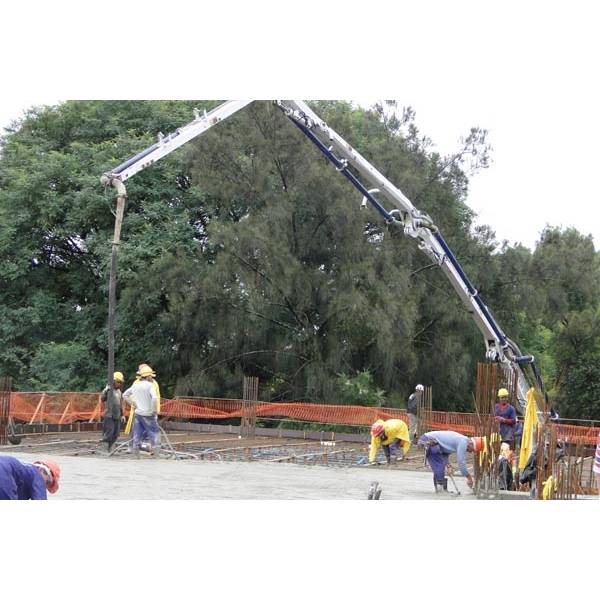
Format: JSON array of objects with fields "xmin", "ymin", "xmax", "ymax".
[
  {"xmin": 1, "ymin": 100, "xmax": 599, "ymax": 418},
  {"xmin": 334, "ymin": 370, "xmax": 386, "ymax": 407}
]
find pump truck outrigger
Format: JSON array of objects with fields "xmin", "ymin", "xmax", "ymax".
[{"xmin": 101, "ymin": 100, "xmax": 547, "ymax": 414}]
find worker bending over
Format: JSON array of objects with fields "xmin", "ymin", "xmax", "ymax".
[
  {"xmin": 418, "ymin": 431, "xmax": 482, "ymax": 492},
  {"xmin": 369, "ymin": 419, "xmax": 411, "ymax": 465},
  {"xmin": 0, "ymin": 456, "xmax": 60, "ymax": 500},
  {"xmin": 123, "ymin": 364, "xmax": 160, "ymax": 458}
]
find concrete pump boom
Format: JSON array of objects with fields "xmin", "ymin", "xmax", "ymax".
[{"xmin": 102, "ymin": 100, "xmax": 546, "ymax": 413}]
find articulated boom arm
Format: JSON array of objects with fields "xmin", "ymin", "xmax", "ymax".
[
  {"xmin": 102, "ymin": 99, "xmax": 542, "ymax": 411},
  {"xmin": 276, "ymin": 101, "xmax": 537, "ymax": 409}
]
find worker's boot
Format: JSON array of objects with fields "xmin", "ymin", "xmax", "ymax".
[
  {"xmin": 102, "ymin": 441, "xmax": 111, "ymax": 455},
  {"xmin": 152, "ymin": 445, "xmax": 161, "ymax": 459},
  {"xmin": 434, "ymin": 478, "xmax": 448, "ymax": 493},
  {"xmin": 132, "ymin": 445, "xmax": 140, "ymax": 459}
]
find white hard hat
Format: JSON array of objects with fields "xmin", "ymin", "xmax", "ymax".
[{"xmin": 415, "ymin": 384, "xmax": 424, "ymax": 392}]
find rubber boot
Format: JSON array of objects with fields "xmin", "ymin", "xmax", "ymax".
[{"xmin": 434, "ymin": 478, "xmax": 448, "ymax": 493}]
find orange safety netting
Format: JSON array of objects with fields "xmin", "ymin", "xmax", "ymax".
[{"xmin": 7, "ymin": 392, "xmax": 600, "ymax": 444}]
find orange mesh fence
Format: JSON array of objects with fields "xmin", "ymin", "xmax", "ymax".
[
  {"xmin": 8, "ymin": 392, "xmax": 600, "ymax": 444},
  {"xmin": 162, "ymin": 397, "xmax": 407, "ymax": 427},
  {"xmin": 10, "ymin": 392, "xmax": 108, "ymax": 424}
]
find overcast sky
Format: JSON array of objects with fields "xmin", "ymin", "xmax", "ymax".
[{"xmin": 1, "ymin": 2, "xmax": 598, "ymax": 254}]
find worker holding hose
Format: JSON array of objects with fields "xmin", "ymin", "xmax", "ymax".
[
  {"xmin": 369, "ymin": 419, "xmax": 411, "ymax": 465},
  {"xmin": 418, "ymin": 431, "xmax": 482, "ymax": 492},
  {"xmin": 123, "ymin": 364, "xmax": 160, "ymax": 458},
  {"xmin": 0, "ymin": 456, "xmax": 60, "ymax": 500}
]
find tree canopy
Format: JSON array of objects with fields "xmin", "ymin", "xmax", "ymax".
[{"xmin": 1, "ymin": 100, "xmax": 598, "ymax": 418}]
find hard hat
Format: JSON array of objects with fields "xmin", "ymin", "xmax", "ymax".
[
  {"xmin": 497, "ymin": 388, "xmax": 509, "ymax": 399},
  {"xmin": 470, "ymin": 437, "xmax": 484, "ymax": 453},
  {"xmin": 33, "ymin": 459, "xmax": 61, "ymax": 494},
  {"xmin": 113, "ymin": 371, "xmax": 125, "ymax": 383},
  {"xmin": 137, "ymin": 364, "xmax": 155, "ymax": 378},
  {"xmin": 415, "ymin": 384, "xmax": 424, "ymax": 392},
  {"xmin": 371, "ymin": 420, "xmax": 385, "ymax": 437}
]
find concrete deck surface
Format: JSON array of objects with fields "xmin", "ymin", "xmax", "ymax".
[{"xmin": 7, "ymin": 451, "xmax": 476, "ymax": 500}]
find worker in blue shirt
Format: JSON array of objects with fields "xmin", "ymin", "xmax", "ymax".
[
  {"xmin": 0, "ymin": 455, "xmax": 61, "ymax": 500},
  {"xmin": 494, "ymin": 388, "xmax": 517, "ymax": 447},
  {"xmin": 418, "ymin": 431, "xmax": 482, "ymax": 492}
]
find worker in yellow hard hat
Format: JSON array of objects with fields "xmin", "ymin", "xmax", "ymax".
[
  {"xmin": 123, "ymin": 364, "xmax": 161, "ymax": 458},
  {"xmin": 368, "ymin": 419, "xmax": 411, "ymax": 465},
  {"xmin": 100, "ymin": 371, "xmax": 126, "ymax": 453},
  {"xmin": 494, "ymin": 388, "xmax": 517, "ymax": 447}
]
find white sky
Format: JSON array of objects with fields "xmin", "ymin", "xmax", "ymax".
[{"xmin": 2, "ymin": 2, "xmax": 598, "ymax": 252}]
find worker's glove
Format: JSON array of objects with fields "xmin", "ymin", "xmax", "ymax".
[
  {"xmin": 495, "ymin": 416, "xmax": 504, "ymax": 423},
  {"xmin": 120, "ymin": 416, "xmax": 127, "ymax": 424}
]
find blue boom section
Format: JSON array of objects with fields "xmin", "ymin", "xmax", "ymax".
[
  {"xmin": 286, "ymin": 116, "xmax": 393, "ymax": 222},
  {"xmin": 432, "ymin": 232, "xmax": 509, "ymax": 348},
  {"xmin": 288, "ymin": 112, "xmax": 511, "ymax": 352}
]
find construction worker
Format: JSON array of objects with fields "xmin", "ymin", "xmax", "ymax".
[
  {"xmin": 497, "ymin": 442, "xmax": 515, "ymax": 490},
  {"xmin": 123, "ymin": 364, "xmax": 160, "ymax": 458},
  {"xmin": 417, "ymin": 430, "xmax": 482, "ymax": 492},
  {"xmin": 0, "ymin": 455, "xmax": 60, "ymax": 500},
  {"xmin": 494, "ymin": 388, "xmax": 517, "ymax": 447},
  {"xmin": 100, "ymin": 371, "xmax": 126, "ymax": 453},
  {"xmin": 369, "ymin": 419, "xmax": 411, "ymax": 465},
  {"xmin": 407, "ymin": 384, "xmax": 423, "ymax": 441}
]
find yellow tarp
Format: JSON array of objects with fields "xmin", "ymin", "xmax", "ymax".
[{"xmin": 519, "ymin": 387, "xmax": 539, "ymax": 470}]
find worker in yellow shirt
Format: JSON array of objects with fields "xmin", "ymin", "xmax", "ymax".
[{"xmin": 369, "ymin": 419, "xmax": 411, "ymax": 465}]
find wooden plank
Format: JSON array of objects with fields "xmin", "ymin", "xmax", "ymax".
[
  {"xmin": 58, "ymin": 402, "xmax": 71, "ymax": 425},
  {"xmin": 29, "ymin": 394, "xmax": 45, "ymax": 425}
]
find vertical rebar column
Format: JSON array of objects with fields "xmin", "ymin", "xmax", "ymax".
[
  {"xmin": 474, "ymin": 363, "xmax": 501, "ymax": 495},
  {"xmin": 240, "ymin": 376, "xmax": 258, "ymax": 438},
  {"xmin": 0, "ymin": 377, "xmax": 11, "ymax": 445},
  {"xmin": 417, "ymin": 386, "xmax": 433, "ymax": 438}
]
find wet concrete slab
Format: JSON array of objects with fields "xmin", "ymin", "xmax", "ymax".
[{"xmin": 6, "ymin": 450, "xmax": 477, "ymax": 500}]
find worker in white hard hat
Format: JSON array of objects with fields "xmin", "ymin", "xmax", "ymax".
[
  {"xmin": 369, "ymin": 419, "xmax": 411, "ymax": 465},
  {"xmin": 494, "ymin": 388, "xmax": 517, "ymax": 447},
  {"xmin": 407, "ymin": 384, "xmax": 424, "ymax": 442},
  {"xmin": 123, "ymin": 364, "xmax": 160, "ymax": 458},
  {"xmin": 100, "ymin": 371, "xmax": 126, "ymax": 453}
]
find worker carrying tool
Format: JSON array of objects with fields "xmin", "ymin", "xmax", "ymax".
[
  {"xmin": 369, "ymin": 419, "xmax": 411, "ymax": 465},
  {"xmin": 494, "ymin": 388, "xmax": 516, "ymax": 447},
  {"xmin": 100, "ymin": 371, "xmax": 126, "ymax": 453},
  {"xmin": 0, "ymin": 455, "xmax": 60, "ymax": 500},
  {"xmin": 417, "ymin": 431, "xmax": 482, "ymax": 492},
  {"xmin": 123, "ymin": 364, "xmax": 160, "ymax": 458}
]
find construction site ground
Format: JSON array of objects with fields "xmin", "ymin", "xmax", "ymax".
[{"xmin": 0, "ymin": 430, "xmax": 477, "ymax": 500}]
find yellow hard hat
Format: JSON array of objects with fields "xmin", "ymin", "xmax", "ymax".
[
  {"xmin": 113, "ymin": 372, "xmax": 125, "ymax": 383},
  {"xmin": 137, "ymin": 365, "xmax": 155, "ymax": 378},
  {"xmin": 497, "ymin": 388, "xmax": 509, "ymax": 398}
]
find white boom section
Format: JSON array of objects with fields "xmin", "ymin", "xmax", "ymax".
[
  {"xmin": 101, "ymin": 99, "xmax": 536, "ymax": 409},
  {"xmin": 106, "ymin": 100, "xmax": 253, "ymax": 183},
  {"xmin": 277, "ymin": 100, "xmax": 532, "ymax": 407}
]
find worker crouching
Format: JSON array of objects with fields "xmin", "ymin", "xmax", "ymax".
[
  {"xmin": 418, "ymin": 431, "xmax": 482, "ymax": 492},
  {"xmin": 369, "ymin": 419, "xmax": 411, "ymax": 465},
  {"xmin": 123, "ymin": 365, "xmax": 160, "ymax": 458},
  {"xmin": 0, "ymin": 456, "xmax": 60, "ymax": 500}
]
